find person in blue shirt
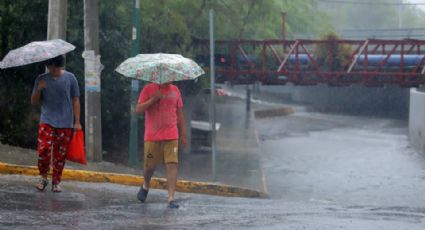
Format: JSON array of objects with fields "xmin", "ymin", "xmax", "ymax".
[{"xmin": 31, "ymin": 55, "xmax": 81, "ymax": 192}]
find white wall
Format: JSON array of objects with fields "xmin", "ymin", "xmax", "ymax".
[
  {"xmin": 259, "ymin": 84, "xmax": 409, "ymax": 119},
  {"xmin": 409, "ymin": 88, "xmax": 425, "ymax": 155}
]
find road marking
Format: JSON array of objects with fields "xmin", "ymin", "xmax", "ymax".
[{"xmin": 0, "ymin": 161, "xmax": 267, "ymax": 198}]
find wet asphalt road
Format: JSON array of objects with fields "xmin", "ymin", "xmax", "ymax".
[{"xmin": 1, "ymin": 112, "xmax": 425, "ymax": 229}]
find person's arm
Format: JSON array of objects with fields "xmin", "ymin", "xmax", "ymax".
[
  {"xmin": 73, "ymin": 97, "xmax": 82, "ymax": 130},
  {"xmin": 136, "ymin": 90, "xmax": 162, "ymax": 114},
  {"xmin": 68, "ymin": 73, "xmax": 82, "ymax": 130},
  {"xmin": 177, "ymin": 108, "xmax": 187, "ymax": 149},
  {"xmin": 31, "ymin": 79, "xmax": 46, "ymax": 105}
]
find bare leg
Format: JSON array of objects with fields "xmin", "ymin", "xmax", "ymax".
[
  {"xmin": 137, "ymin": 166, "xmax": 155, "ymax": 203},
  {"xmin": 166, "ymin": 163, "xmax": 178, "ymax": 202},
  {"xmin": 143, "ymin": 166, "xmax": 156, "ymax": 189}
]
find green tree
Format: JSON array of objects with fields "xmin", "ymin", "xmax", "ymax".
[
  {"xmin": 0, "ymin": 0, "xmax": 349, "ymax": 160},
  {"xmin": 0, "ymin": 0, "xmax": 48, "ymax": 147}
]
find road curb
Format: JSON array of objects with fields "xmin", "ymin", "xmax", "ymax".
[
  {"xmin": 254, "ymin": 107, "xmax": 295, "ymax": 119},
  {"xmin": 0, "ymin": 162, "xmax": 267, "ymax": 198}
]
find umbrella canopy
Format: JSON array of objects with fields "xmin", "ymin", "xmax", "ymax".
[
  {"xmin": 115, "ymin": 53, "xmax": 205, "ymax": 84},
  {"xmin": 0, "ymin": 39, "xmax": 75, "ymax": 69}
]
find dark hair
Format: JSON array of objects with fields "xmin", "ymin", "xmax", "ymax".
[{"xmin": 45, "ymin": 55, "xmax": 65, "ymax": 67}]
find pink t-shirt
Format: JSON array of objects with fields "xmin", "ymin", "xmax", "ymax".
[{"xmin": 138, "ymin": 83, "xmax": 183, "ymax": 141}]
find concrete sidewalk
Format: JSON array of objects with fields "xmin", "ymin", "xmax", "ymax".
[{"xmin": 0, "ymin": 96, "xmax": 267, "ymax": 196}]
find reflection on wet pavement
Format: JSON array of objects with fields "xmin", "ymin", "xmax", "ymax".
[{"xmin": 1, "ymin": 110, "xmax": 425, "ymax": 229}]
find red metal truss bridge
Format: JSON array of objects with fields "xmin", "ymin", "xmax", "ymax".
[{"xmin": 194, "ymin": 38, "xmax": 425, "ymax": 87}]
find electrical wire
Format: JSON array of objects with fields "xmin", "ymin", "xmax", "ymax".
[{"xmin": 318, "ymin": 0, "xmax": 425, "ymax": 5}]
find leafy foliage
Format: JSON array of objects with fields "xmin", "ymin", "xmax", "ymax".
[
  {"xmin": 316, "ymin": 32, "xmax": 352, "ymax": 71},
  {"xmin": 0, "ymin": 0, "xmax": 48, "ymax": 147},
  {"xmin": 2, "ymin": 0, "xmax": 424, "ymax": 158}
]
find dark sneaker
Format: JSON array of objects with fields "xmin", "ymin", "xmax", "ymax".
[
  {"xmin": 168, "ymin": 200, "xmax": 179, "ymax": 209},
  {"xmin": 51, "ymin": 184, "xmax": 62, "ymax": 193},
  {"xmin": 36, "ymin": 177, "xmax": 48, "ymax": 192},
  {"xmin": 137, "ymin": 187, "xmax": 149, "ymax": 203}
]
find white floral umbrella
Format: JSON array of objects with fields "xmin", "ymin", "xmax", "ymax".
[
  {"xmin": 0, "ymin": 39, "xmax": 75, "ymax": 69},
  {"xmin": 115, "ymin": 53, "xmax": 205, "ymax": 84}
]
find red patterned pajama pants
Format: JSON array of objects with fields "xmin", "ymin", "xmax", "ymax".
[{"xmin": 37, "ymin": 123, "xmax": 73, "ymax": 185}]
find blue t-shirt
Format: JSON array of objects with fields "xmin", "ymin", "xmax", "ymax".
[{"xmin": 32, "ymin": 71, "xmax": 80, "ymax": 128}]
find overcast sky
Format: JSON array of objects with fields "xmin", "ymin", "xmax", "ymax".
[{"xmin": 405, "ymin": 0, "xmax": 425, "ymax": 11}]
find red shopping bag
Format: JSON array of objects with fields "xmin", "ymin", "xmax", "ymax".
[{"xmin": 67, "ymin": 130, "xmax": 87, "ymax": 165}]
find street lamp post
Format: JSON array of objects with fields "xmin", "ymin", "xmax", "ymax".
[
  {"xmin": 128, "ymin": 0, "xmax": 141, "ymax": 167},
  {"xmin": 209, "ymin": 9, "xmax": 217, "ymax": 181}
]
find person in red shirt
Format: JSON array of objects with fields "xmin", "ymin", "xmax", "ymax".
[{"xmin": 136, "ymin": 82, "xmax": 186, "ymax": 209}]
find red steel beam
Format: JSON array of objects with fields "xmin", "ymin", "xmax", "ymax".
[{"xmin": 193, "ymin": 38, "xmax": 425, "ymax": 87}]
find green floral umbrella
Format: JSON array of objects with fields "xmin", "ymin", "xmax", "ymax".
[{"xmin": 115, "ymin": 53, "xmax": 205, "ymax": 83}]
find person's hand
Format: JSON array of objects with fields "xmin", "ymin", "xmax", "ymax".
[
  {"xmin": 37, "ymin": 79, "xmax": 47, "ymax": 91},
  {"xmin": 152, "ymin": 90, "xmax": 164, "ymax": 102},
  {"xmin": 74, "ymin": 123, "xmax": 82, "ymax": 130},
  {"xmin": 181, "ymin": 136, "xmax": 187, "ymax": 149}
]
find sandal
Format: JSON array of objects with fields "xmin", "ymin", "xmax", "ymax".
[
  {"xmin": 168, "ymin": 200, "xmax": 179, "ymax": 209},
  {"xmin": 137, "ymin": 186, "xmax": 149, "ymax": 203},
  {"xmin": 36, "ymin": 177, "xmax": 48, "ymax": 191},
  {"xmin": 51, "ymin": 184, "xmax": 62, "ymax": 193}
]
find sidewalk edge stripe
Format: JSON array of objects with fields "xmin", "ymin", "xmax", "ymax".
[{"xmin": 0, "ymin": 162, "xmax": 267, "ymax": 198}]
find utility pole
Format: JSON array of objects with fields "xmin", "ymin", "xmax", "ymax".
[
  {"xmin": 209, "ymin": 9, "xmax": 217, "ymax": 181},
  {"xmin": 83, "ymin": 0, "xmax": 103, "ymax": 161},
  {"xmin": 47, "ymin": 0, "xmax": 67, "ymax": 40},
  {"xmin": 128, "ymin": 0, "xmax": 141, "ymax": 167},
  {"xmin": 281, "ymin": 12, "xmax": 287, "ymax": 41},
  {"xmin": 281, "ymin": 12, "xmax": 287, "ymax": 54}
]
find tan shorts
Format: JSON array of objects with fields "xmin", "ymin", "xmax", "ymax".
[{"xmin": 144, "ymin": 140, "xmax": 179, "ymax": 168}]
